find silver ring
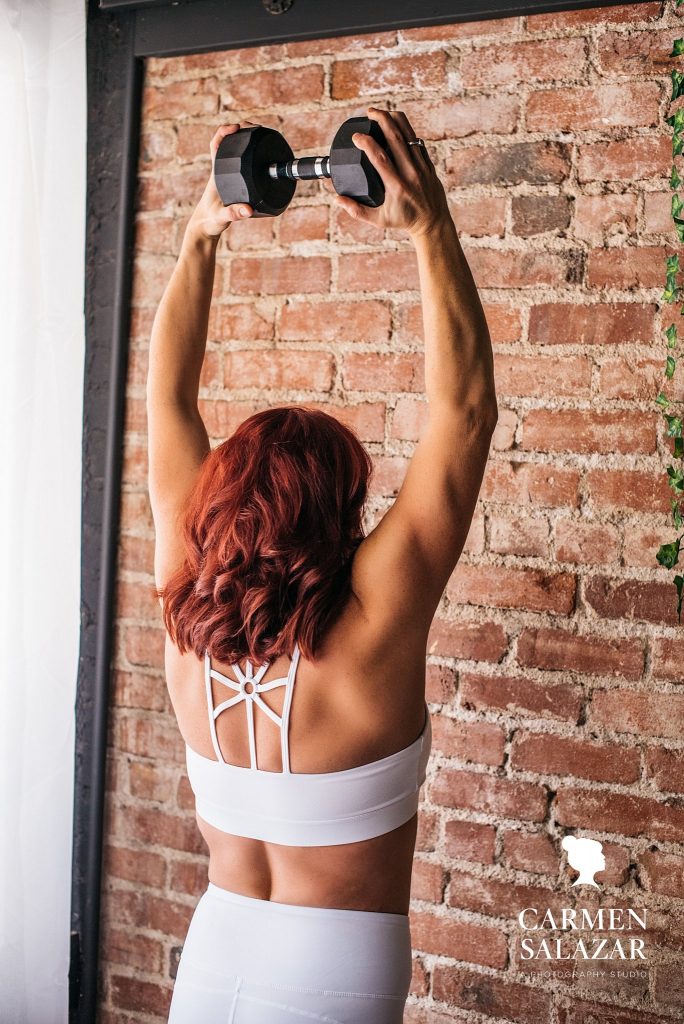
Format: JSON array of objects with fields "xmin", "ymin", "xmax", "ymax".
[{"xmin": 408, "ymin": 138, "xmax": 426, "ymax": 147}]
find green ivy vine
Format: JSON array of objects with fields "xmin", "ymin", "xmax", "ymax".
[{"xmin": 656, "ymin": 11, "xmax": 684, "ymax": 621}]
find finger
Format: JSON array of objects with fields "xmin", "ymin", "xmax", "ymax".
[
  {"xmin": 392, "ymin": 111, "xmax": 434, "ymax": 170},
  {"xmin": 350, "ymin": 130, "xmax": 403, "ymax": 192},
  {"xmin": 366, "ymin": 106, "xmax": 417, "ymax": 180},
  {"xmin": 334, "ymin": 194, "xmax": 374, "ymax": 222},
  {"xmin": 210, "ymin": 123, "xmax": 241, "ymax": 157},
  {"xmin": 223, "ymin": 202, "xmax": 254, "ymax": 222}
]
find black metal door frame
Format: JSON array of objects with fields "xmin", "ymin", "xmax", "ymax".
[{"xmin": 72, "ymin": 0, "xmax": 656, "ymax": 1020}]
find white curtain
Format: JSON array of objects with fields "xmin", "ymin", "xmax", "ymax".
[{"xmin": 0, "ymin": 1, "xmax": 86, "ymax": 1021}]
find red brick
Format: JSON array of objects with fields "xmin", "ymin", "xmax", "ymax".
[
  {"xmin": 224, "ymin": 349, "xmax": 333, "ymax": 391},
  {"xmin": 130, "ymin": 254, "xmax": 176, "ymax": 306},
  {"xmin": 447, "ymin": 868, "xmax": 563, "ymax": 919},
  {"xmin": 122, "ymin": 625, "xmax": 165, "ymax": 668},
  {"xmin": 226, "ymin": 216, "xmax": 274, "ymax": 251},
  {"xmin": 521, "ymin": 409, "xmax": 656, "ymax": 455},
  {"xmin": 450, "ymin": 195, "xmax": 506, "ymax": 238},
  {"xmin": 113, "ymin": 803, "xmax": 205, "ymax": 856},
  {"xmin": 591, "ymin": 688, "xmax": 684, "ymax": 740},
  {"xmin": 425, "ymin": 663, "xmax": 456, "ymax": 704},
  {"xmin": 209, "ymin": 302, "xmax": 274, "ymax": 342},
  {"xmin": 230, "ymin": 255, "xmax": 330, "ymax": 294},
  {"xmin": 597, "ymin": 28, "xmax": 675, "ymax": 77},
  {"xmin": 400, "ymin": 18, "xmax": 522, "ymax": 41},
  {"xmin": 512, "ymin": 194, "xmax": 573, "ymax": 237},
  {"xmin": 516, "ymin": 627, "xmax": 644, "ymax": 681},
  {"xmin": 652, "ymin": 637, "xmax": 684, "ymax": 682},
  {"xmin": 557, "ymin": 997, "xmax": 675, "ymax": 1024},
  {"xmin": 416, "ymin": 811, "xmax": 439, "ymax": 853},
  {"xmin": 143, "ymin": 77, "xmax": 219, "ymax": 119},
  {"xmin": 281, "ymin": 298, "xmax": 390, "ymax": 343},
  {"xmin": 431, "ymin": 769, "xmax": 548, "ymax": 822},
  {"xmin": 622, "ymin": 523, "xmax": 671, "ymax": 568},
  {"xmin": 511, "ymin": 730, "xmax": 640, "ymax": 784},
  {"xmin": 105, "ymin": 844, "xmax": 167, "ymax": 889},
  {"xmin": 103, "ymin": 925, "xmax": 164, "ymax": 972},
  {"xmin": 113, "ymin": 714, "xmax": 184, "ymax": 764},
  {"xmin": 644, "ymin": 190, "xmax": 673, "ymax": 235},
  {"xmin": 139, "ymin": 125, "xmax": 176, "ymax": 169},
  {"xmin": 494, "ymin": 354, "xmax": 591, "ymax": 398},
  {"xmin": 116, "ymin": 576, "xmax": 158, "ymax": 618},
  {"xmin": 555, "ymin": 786, "xmax": 684, "ymax": 843},
  {"xmin": 390, "ymin": 300, "xmax": 523, "ymax": 348},
  {"xmin": 573, "ymin": 193, "xmax": 638, "ymax": 245},
  {"xmin": 461, "ymin": 36, "xmax": 587, "ymax": 87},
  {"xmin": 444, "ymin": 820, "xmax": 496, "ymax": 864},
  {"xmin": 110, "ymin": 974, "xmax": 172, "ymax": 1016},
  {"xmin": 585, "ymin": 576, "xmax": 681, "ymax": 627},
  {"xmin": 448, "ymin": 564, "xmax": 576, "ymax": 615},
  {"xmin": 410, "ymin": 859, "xmax": 446, "ymax": 904},
  {"xmin": 279, "ymin": 205, "xmax": 329, "ymax": 244},
  {"xmin": 137, "ymin": 166, "xmax": 209, "ymax": 215},
  {"xmin": 488, "ymin": 514, "xmax": 549, "ymax": 557},
  {"xmin": 433, "ymin": 966, "xmax": 552, "ymax": 1023},
  {"xmin": 112, "ymin": 670, "xmax": 167, "ymax": 713},
  {"xmin": 463, "ymin": 246, "xmax": 573, "ymax": 289},
  {"xmin": 134, "ymin": 215, "xmax": 177, "ymax": 255},
  {"xmin": 410, "ymin": 909, "xmax": 508, "ymax": 968},
  {"xmin": 460, "ymin": 670, "xmax": 583, "ymax": 723},
  {"xmin": 639, "ymin": 849, "xmax": 684, "ymax": 898},
  {"xmin": 503, "ymin": 830, "xmax": 557, "ymax": 874},
  {"xmin": 529, "ymin": 302, "xmax": 655, "ymax": 346},
  {"xmin": 644, "ymin": 747, "xmax": 684, "ymax": 795},
  {"xmin": 337, "ymin": 250, "xmax": 417, "ymax": 292},
  {"xmin": 654, "ymin": 964, "xmax": 684, "ymax": 1009},
  {"xmin": 342, "ymin": 352, "xmax": 424, "ymax": 392},
  {"xmin": 527, "ymin": 3, "xmax": 661, "ymax": 28},
  {"xmin": 427, "ymin": 618, "xmax": 509, "ymax": 662},
  {"xmin": 169, "ymin": 858, "xmax": 209, "ymax": 896},
  {"xmin": 480, "ymin": 460, "xmax": 581, "ymax": 509},
  {"xmin": 331, "ymin": 53, "xmax": 445, "ymax": 99},
  {"xmin": 198, "ymin": 397, "xmax": 264, "ymax": 438},
  {"xmin": 128, "ymin": 760, "xmax": 176, "ymax": 803},
  {"xmin": 526, "ymin": 82, "xmax": 660, "ymax": 132},
  {"xmin": 578, "ymin": 135, "xmax": 671, "ymax": 183},
  {"xmin": 554, "ymin": 519, "xmax": 621, "ymax": 567},
  {"xmin": 286, "ymin": 31, "xmax": 397, "ymax": 57},
  {"xmin": 586, "ymin": 245, "xmax": 668, "ymax": 290},
  {"xmin": 175, "ymin": 121, "xmax": 215, "ymax": 163},
  {"xmin": 598, "ymin": 357, "xmax": 664, "ymax": 400},
  {"xmin": 587, "ymin": 468, "xmax": 671, "ymax": 514},
  {"xmin": 224, "ymin": 65, "xmax": 324, "ymax": 108},
  {"xmin": 403, "ymin": 94, "xmax": 521, "ymax": 141},
  {"xmin": 431, "ymin": 715, "xmax": 506, "ymax": 767},
  {"xmin": 390, "ymin": 396, "xmax": 426, "ymax": 440},
  {"xmin": 368, "ymin": 453, "xmax": 409, "ymax": 497},
  {"xmin": 445, "ymin": 140, "xmax": 571, "ymax": 188}
]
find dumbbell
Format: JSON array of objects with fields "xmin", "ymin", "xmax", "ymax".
[{"xmin": 214, "ymin": 116, "xmax": 390, "ymax": 217}]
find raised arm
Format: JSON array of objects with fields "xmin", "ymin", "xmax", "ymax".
[
  {"xmin": 339, "ymin": 108, "xmax": 498, "ymax": 639},
  {"xmin": 146, "ymin": 123, "xmax": 254, "ymax": 588}
]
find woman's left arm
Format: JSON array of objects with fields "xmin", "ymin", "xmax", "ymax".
[{"xmin": 146, "ymin": 122, "xmax": 254, "ymax": 588}]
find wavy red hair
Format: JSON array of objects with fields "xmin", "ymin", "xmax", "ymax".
[{"xmin": 157, "ymin": 406, "xmax": 373, "ymax": 664}]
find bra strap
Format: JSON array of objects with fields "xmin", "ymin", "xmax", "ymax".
[
  {"xmin": 204, "ymin": 651, "xmax": 224, "ymax": 764},
  {"xmin": 280, "ymin": 642, "xmax": 300, "ymax": 774}
]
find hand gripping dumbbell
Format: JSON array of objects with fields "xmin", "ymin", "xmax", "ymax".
[{"xmin": 214, "ymin": 117, "xmax": 390, "ymax": 217}]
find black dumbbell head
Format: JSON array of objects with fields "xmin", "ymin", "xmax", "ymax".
[
  {"xmin": 329, "ymin": 117, "xmax": 388, "ymax": 208},
  {"xmin": 214, "ymin": 126, "xmax": 297, "ymax": 217}
]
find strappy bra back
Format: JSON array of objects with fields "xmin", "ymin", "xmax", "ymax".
[{"xmin": 185, "ymin": 642, "xmax": 432, "ymax": 848}]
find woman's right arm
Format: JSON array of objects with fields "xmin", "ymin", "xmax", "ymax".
[{"xmin": 342, "ymin": 109, "xmax": 498, "ymax": 639}]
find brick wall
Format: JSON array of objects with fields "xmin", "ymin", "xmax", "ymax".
[{"xmin": 100, "ymin": 3, "xmax": 684, "ymax": 1020}]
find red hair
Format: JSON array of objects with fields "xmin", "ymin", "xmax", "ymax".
[{"xmin": 157, "ymin": 406, "xmax": 373, "ymax": 664}]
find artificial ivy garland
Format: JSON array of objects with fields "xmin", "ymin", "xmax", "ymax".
[{"xmin": 656, "ymin": 11, "xmax": 684, "ymax": 621}]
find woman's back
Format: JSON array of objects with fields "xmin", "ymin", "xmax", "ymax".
[{"xmin": 165, "ymin": 596, "xmax": 430, "ymax": 913}]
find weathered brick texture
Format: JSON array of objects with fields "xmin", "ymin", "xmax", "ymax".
[{"xmin": 101, "ymin": 3, "xmax": 684, "ymax": 1020}]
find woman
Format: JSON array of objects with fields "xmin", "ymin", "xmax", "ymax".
[{"xmin": 147, "ymin": 106, "xmax": 497, "ymax": 1023}]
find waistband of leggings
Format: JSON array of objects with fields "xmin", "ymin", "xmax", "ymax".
[{"xmin": 204, "ymin": 881, "xmax": 409, "ymax": 926}]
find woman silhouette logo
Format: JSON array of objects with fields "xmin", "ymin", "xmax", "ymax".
[{"xmin": 561, "ymin": 835, "xmax": 606, "ymax": 887}]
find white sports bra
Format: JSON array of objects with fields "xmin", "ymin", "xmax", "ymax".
[{"xmin": 185, "ymin": 642, "xmax": 432, "ymax": 847}]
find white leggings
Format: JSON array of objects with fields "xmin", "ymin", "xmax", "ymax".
[{"xmin": 167, "ymin": 883, "xmax": 412, "ymax": 1023}]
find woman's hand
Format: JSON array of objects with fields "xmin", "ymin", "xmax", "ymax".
[
  {"xmin": 187, "ymin": 123, "xmax": 257, "ymax": 240},
  {"xmin": 334, "ymin": 107, "xmax": 450, "ymax": 239}
]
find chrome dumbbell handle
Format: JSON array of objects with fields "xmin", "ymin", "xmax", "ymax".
[{"xmin": 268, "ymin": 155, "xmax": 331, "ymax": 181}]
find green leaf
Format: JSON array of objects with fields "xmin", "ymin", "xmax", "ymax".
[
  {"xmin": 672, "ymin": 70, "xmax": 684, "ymax": 102},
  {"xmin": 673, "ymin": 38, "xmax": 684, "ymax": 57},
  {"xmin": 666, "ymin": 323, "xmax": 678, "ymax": 348},
  {"xmin": 666, "ymin": 354, "xmax": 677, "ymax": 378},
  {"xmin": 673, "ymin": 499, "xmax": 683, "ymax": 531},
  {"xmin": 675, "ymin": 575, "xmax": 684, "ymax": 623},
  {"xmin": 657, "ymin": 536, "xmax": 681, "ymax": 569},
  {"xmin": 665, "ymin": 413, "xmax": 684, "ymax": 438},
  {"xmin": 675, "ymin": 220, "xmax": 684, "ymax": 243},
  {"xmin": 667, "ymin": 110, "xmax": 684, "ymax": 130},
  {"xmin": 672, "ymin": 164, "xmax": 683, "ymax": 190},
  {"xmin": 676, "ymin": 437, "xmax": 684, "ymax": 459},
  {"xmin": 673, "ymin": 194, "xmax": 684, "ymax": 219},
  {"xmin": 667, "ymin": 254, "xmax": 681, "ymax": 275},
  {"xmin": 662, "ymin": 278, "xmax": 680, "ymax": 303},
  {"xmin": 668, "ymin": 464, "xmax": 684, "ymax": 495},
  {"xmin": 656, "ymin": 391, "xmax": 671, "ymax": 409}
]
